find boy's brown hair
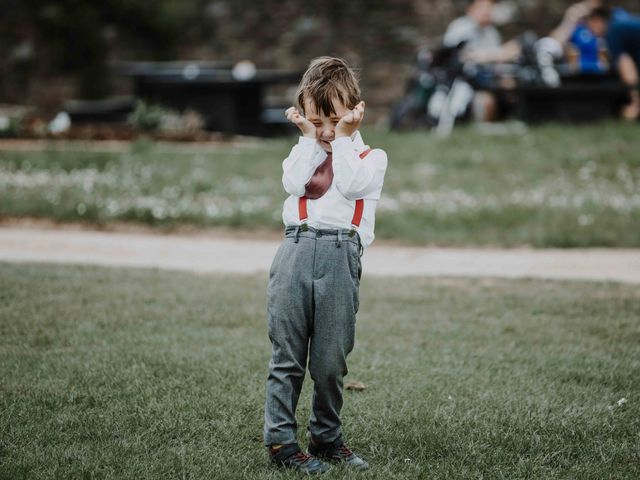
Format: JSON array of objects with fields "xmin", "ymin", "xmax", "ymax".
[{"xmin": 296, "ymin": 56, "xmax": 361, "ymax": 117}]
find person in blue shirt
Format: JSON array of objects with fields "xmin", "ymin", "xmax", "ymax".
[
  {"xmin": 552, "ymin": 1, "xmax": 601, "ymax": 49},
  {"xmin": 569, "ymin": 23, "xmax": 606, "ymax": 73},
  {"xmin": 552, "ymin": 1, "xmax": 630, "ymax": 74},
  {"xmin": 584, "ymin": 6, "xmax": 640, "ymax": 119},
  {"xmin": 552, "ymin": 2, "xmax": 640, "ymax": 120}
]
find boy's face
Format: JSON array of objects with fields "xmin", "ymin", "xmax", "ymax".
[{"xmin": 303, "ymin": 98, "xmax": 352, "ymax": 153}]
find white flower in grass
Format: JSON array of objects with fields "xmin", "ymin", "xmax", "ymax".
[
  {"xmin": 106, "ymin": 200, "xmax": 120, "ymax": 215},
  {"xmin": 205, "ymin": 204, "xmax": 219, "ymax": 218},
  {"xmin": 608, "ymin": 398, "xmax": 628, "ymax": 410},
  {"xmin": 82, "ymin": 171, "xmax": 96, "ymax": 193},
  {"xmin": 578, "ymin": 214, "xmax": 592, "ymax": 226},
  {"xmin": 152, "ymin": 205, "xmax": 167, "ymax": 220},
  {"xmin": 45, "ymin": 191, "xmax": 60, "ymax": 205}
]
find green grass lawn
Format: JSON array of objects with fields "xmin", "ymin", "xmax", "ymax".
[
  {"xmin": 1, "ymin": 262, "xmax": 639, "ymax": 479},
  {"xmin": 1, "ymin": 122, "xmax": 639, "ymax": 247}
]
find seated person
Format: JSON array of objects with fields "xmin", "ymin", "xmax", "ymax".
[
  {"xmin": 443, "ymin": 0, "xmax": 520, "ymax": 64},
  {"xmin": 570, "ymin": 19, "xmax": 609, "ymax": 73},
  {"xmin": 551, "ymin": 0, "xmax": 600, "ymax": 46},
  {"xmin": 551, "ymin": 0, "xmax": 630, "ymax": 73},
  {"xmin": 442, "ymin": 0, "xmax": 520, "ymax": 121},
  {"xmin": 585, "ymin": 6, "xmax": 640, "ymax": 119}
]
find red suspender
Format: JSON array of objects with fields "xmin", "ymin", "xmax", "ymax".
[
  {"xmin": 298, "ymin": 148, "xmax": 372, "ymax": 229},
  {"xmin": 298, "ymin": 196, "xmax": 308, "ymax": 223},
  {"xmin": 350, "ymin": 148, "xmax": 372, "ymax": 228},
  {"xmin": 351, "ymin": 199, "xmax": 364, "ymax": 228}
]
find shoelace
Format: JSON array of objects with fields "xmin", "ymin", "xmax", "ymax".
[
  {"xmin": 291, "ymin": 451, "xmax": 313, "ymax": 464},
  {"xmin": 336, "ymin": 444, "xmax": 353, "ymax": 458}
]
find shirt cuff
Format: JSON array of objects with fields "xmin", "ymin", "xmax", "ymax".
[
  {"xmin": 297, "ymin": 136, "xmax": 328, "ymax": 169},
  {"xmin": 297, "ymin": 136, "xmax": 317, "ymax": 147},
  {"xmin": 330, "ymin": 136, "xmax": 353, "ymax": 154}
]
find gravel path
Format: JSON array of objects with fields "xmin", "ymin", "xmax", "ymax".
[{"xmin": 1, "ymin": 226, "xmax": 639, "ymax": 284}]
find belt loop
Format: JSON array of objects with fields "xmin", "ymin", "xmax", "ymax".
[
  {"xmin": 336, "ymin": 229, "xmax": 342, "ymax": 248},
  {"xmin": 293, "ymin": 225, "xmax": 301, "ymax": 243}
]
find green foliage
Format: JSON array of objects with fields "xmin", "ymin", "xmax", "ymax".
[
  {"xmin": 0, "ymin": 117, "xmax": 21, "ymax": 138},
  {"xmin": 127, "ymin": 100, "xmax": 169, "ymax": 131},
  {"xmin": 1, "ymin": 0, "xmax": 206, "ymax": 98}
]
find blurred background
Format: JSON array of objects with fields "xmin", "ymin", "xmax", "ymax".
[
  {"xmin": 2, "ymin": 5, "xmax": 640, "ymax": 478},
  {"xmin": 1, "ymin": 0, "xmax": 638, "ymax": 129},
  {"xmin": 0, "ymin": 0, "xmax": 638, "ymax": 247}
]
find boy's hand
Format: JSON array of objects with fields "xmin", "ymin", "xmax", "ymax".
[
  {"xmin": 285, "ymin": 107, "xmax": 315, "ymax": 138},
  {"xmin": 335, "ymin": 101, "xmax": 365, "ymax": 139}
]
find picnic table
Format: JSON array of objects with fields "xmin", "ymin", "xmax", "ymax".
[
  {"xmin": 486, "ymin": 72, "xmax": 632, "ymax": 123},
  {"xmin": 117, "ymin": 62, "xmax": 301, "ymax": 136}
]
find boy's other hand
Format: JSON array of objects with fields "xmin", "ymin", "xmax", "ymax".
[
  {"xmin": 285, "ymin": 107, "xmax": 315, "ymax": 138},
  {"xmin": 335, "ymin": 101, "xmax": 365, "ymax": 139}
]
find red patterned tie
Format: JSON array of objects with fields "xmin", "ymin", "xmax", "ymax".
[{"xmin": 304, "ymin": 153, "xmax": 333, "ymax": 199}]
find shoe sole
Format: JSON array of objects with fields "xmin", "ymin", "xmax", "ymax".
[
  {"xmin": 270, "ymin": 460, "xmax": 331, "ymax": 475},
  {"xmin": 309, "ymin": 454, "xmax": 369, "ymax": 471}
]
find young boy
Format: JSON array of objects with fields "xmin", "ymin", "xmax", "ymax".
[{"xmin": 263, "ymin": 57, "xmax": 388, "ymax": 474}]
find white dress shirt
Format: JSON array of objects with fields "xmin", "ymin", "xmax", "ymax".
[
  {"xmin": 281, "ymin": 130, "xmax": 388, "ymax": 249},
  {"xmin": 443, "ymin": 15, "xmax": 502, "ymax": 55}
]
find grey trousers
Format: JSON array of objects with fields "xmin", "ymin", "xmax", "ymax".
[{"xmin": 263, "ymin": 225, "xmax": 363, "ymax": 446}]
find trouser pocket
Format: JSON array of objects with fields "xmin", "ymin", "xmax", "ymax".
[{"xmin": 268, "ymin": 239, "xmax": 288, "ymax": 279}]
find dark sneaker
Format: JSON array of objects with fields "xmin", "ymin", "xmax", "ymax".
[
  {"xmin": 268, "ymin": 443, "xmax": 330, "ymax": 475},
  {"xmin": 308, "ymin": 437, "xmax": 369, "ymax": 470}
]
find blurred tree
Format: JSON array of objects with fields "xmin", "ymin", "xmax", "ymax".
[
  {"xmin": 0, "ymin": 0, "xmax": 208, "ymax": 99},
  {"xmin": 1, "ymin": 0, "xmax": 639, "ymax": 107}
]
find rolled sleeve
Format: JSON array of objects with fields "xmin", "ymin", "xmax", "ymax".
[
  {"xmin": 331, "ymin": 137, "xmax": 388, "ymax": 201},
  {"xmin": 282, "ymin": 137, "xmax": 326, "ymax": 196}
]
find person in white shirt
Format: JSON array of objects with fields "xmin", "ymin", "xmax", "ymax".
[
  {"xmin": 443, "ymin": 0, "xmax": 520, "ymax": 64},
  {"xmin": 280, "ymin": 128, "xmax": 386, "ymax": 250},
  {"xmin": 443, "ymin": 0, "xmax": 521, "ymax": 121},
  {"xmin": 263, "ymin": 56, "xmax": 387, "ymax": 474}
]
